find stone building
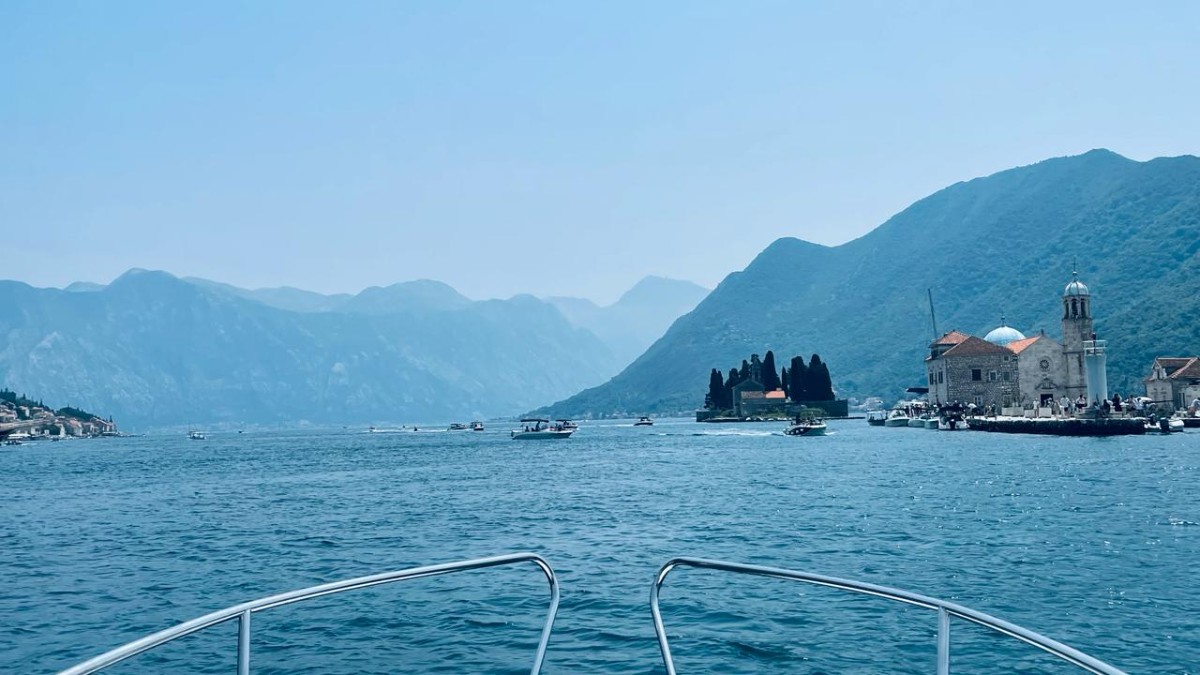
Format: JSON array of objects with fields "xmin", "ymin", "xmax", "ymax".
[
  {"xmin": 925, "ymin": 272, "xmax": 1094, "ymax": 408},
  {"xmin": 1144, "ymin": 357, "xmax": 1200, "ymax": 411}
]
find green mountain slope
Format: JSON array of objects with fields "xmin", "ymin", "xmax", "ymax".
[
  {"xmin": 541, "ymin": 149, "xmax": 1200, "ymax": 416},
  {"xmin": 0, "ymin": 270, "xmax": 618, "ymax": 427}
]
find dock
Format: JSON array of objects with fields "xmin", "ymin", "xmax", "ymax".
[{"xmin": 966, "ymin": 416, "xmax": 1145, "ymax": 436}]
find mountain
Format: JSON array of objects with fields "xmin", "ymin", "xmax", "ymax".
[
  {"xmin": 183, "ymin": 277, "xmax": 353, "ymax": 312},
  {"xmin": 0, "ymin": 270, "xmax": 618, "ymax": 428},
  {"xmin": 545, "ymin": 276, "xmax": 709, "ymax": 366},
  {"xmin": 540, "ymin": 149, "xmax": 1200, "ymax": 417}
]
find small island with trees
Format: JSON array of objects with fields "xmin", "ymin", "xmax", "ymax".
[{"xmin": 698, "ymin": 350, "xmax": 848, "ymax": 422}]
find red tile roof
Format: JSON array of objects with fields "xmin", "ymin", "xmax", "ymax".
[
  {"xmin": 931, "ymin": 330, "xmax": 971, "ymax": 347},
  {"xmin": 1170, "ymin": 358, "xmax": 1200, "ymax": 380},
  {"xmin": 942, "ymin": 335, "xmax": 1014, "ymax": 358},
  {"xmin": 1157, "ymin": 357, "xmax": 1192, "ymax": 372},
  {"xmin": 1006, "ymin": 336, "xmax": 1042, "ymax": 354},
  {"xmin": 764, "ymin": 389, "xmax": 787, "ymax": 399}
]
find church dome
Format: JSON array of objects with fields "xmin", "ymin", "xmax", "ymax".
[
  {"xmin": 984, "ymin": 322, "xmax": 1026, "ymax": 346},
  {"xmin": 1064, "ymin": 273, "xmax": 1090, "ymax": 297}
]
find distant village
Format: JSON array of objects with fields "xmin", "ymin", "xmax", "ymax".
[{"xmin": 0, "ymin": 389, "xmax": 118, "ymax": 443}]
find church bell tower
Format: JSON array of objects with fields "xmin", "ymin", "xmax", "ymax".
[{"xmin": 1061, "ymin": 270, "xmax": 1093, "ymax": 397}]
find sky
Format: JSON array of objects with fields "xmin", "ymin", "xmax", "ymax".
[{"xmin": 3, "ymin": 2, "xmax": 1199, "ymax": 304}]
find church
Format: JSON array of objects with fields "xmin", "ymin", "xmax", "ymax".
[{"xmin": 924, "ymin": 272, "xmax": 1095, "ymax": 408}]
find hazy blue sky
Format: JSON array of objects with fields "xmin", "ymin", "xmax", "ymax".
[{"xmin": 3, "ymin": 2, "xmax": 1198, "ymax": 303}]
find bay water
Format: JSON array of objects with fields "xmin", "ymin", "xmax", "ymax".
[{"xmin": 3, "ymin": 419, "xmax": 1197, "ymax": 673}]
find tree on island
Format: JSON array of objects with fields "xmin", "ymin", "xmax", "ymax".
[
  {"xmin": 807, "ymin": 354, "xmax": 835, "ymax": 400},
  {"xmin": 723, "ymin": 367, "xmax": 741, "ymax": 410},
  {"xmin": 762, "ymin": 350, "xmax": 781, "ymax": 391},
  {"xmin": 780, "ymin": 366, "xmax": 790, "ymax": 398},
  {"xmin": 789, "ymin": 356, "xmax": 809, "ymax": 400},
  {"xmin": 707, "ymin": 369, "xmax": 726, "ymax": 410}
]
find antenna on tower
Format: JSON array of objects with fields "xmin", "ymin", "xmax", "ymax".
[{"xmin": 927, "ymin": 289, "xmax": 939, "ymax": 341}]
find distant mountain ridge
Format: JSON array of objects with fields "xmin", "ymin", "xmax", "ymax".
[
  {"xmin": 545, "ymin": 276, "xmax": 710, "ymax": 366},
  {"xmin": 539, "ymin": 149, "xmax": 1200, "ymax": 417},
  {"xmin": 0, "ymin": 270, "xmax": 619, "ymax": 427},
  {"xmin": 0, "ymin": 272, "xmax": 709, "ymax": 428}
]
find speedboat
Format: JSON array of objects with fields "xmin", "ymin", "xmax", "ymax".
[
  {"xmin": 634, "ymin": 416, "xmax": 654, "ymax": 426},
  {"xmin": 556, "ymin": 419, "xmax": 579, "ymax": 431},
  {"xmin": 866, "ymin": 411, "xmax": 887, "ymax": 426},
  {"xmin": 783, "ymin": 419, "xmax": 827, "ymax": 436},
  {"xmin": 512, "ymin": 418, "xmax": 573, "ymax": 440},
  {"xmin": 59, "ymin": 553, "xmax": 1127, "ymax": 675},
  {"xmin": 470, "ymin": 421, "xmax": 485, "ymax": 432},
  {"xmin": 449, "ymin": 423, "xmax": 469, "ymax": 431},
  {"xmin": 884, "ymin": 409, "xmax": 912, "ymax": 427},
  {"xmin": 187, "ymin": 430, "xmax": 205, "ymax": 440}
]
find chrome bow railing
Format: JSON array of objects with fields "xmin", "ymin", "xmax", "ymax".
[
  {"xmin": 650, "ymin": 557, "xmax": 1126, "ymax": 675},
  {"xmin": 59, "ymin": 552, "xmax": 559, "ymax": 675}
]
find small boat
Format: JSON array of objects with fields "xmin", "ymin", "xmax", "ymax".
[
  {"xmin": 923, "ymin": 417, "xmax": 939, "ymax": 429},
  {"xmin": 1145, "ymin": 417, "xmax": 1185, "ymax": 433},
  {"xmin": 470, "ymin": 421, "xmax": 485, "ymax": 432},
  {"xmin": 866, "ymin": 411, "xmax": 887, "ymax": 426},
  {"xmin": 884, "ymin": 409, "xmax": 912, "ymax": 428},
  {"xmin": 907, "ymin": 416, "xmax": 926, "ymax": 428},
  {"xmin": 448, "ymin": 423, "xmax": 469, "ymax": 431},
  {"xmin": 783, "ymin": 418, "xmax": 827, "ymax": 436},
  {"xmin": 188, "ymin": 430, "xmax": 205, "ymax": 440},
  {"xmin": 634, "ymin": 416, "xmax": 654, "ymax": 426},
  {"xmin": 512, "ymin": 418, "xmax": 573, "ymax": 440},
  {"xmin": 556, "ymin": 419, "xmax": 579, "ymax": 431}
]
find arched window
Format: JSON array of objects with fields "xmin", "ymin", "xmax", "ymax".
[{"xmin": 1070, "ymin": 298, "xmax": 1078, "ymax": 318}]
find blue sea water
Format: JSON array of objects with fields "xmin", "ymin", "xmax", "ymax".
[{"xmin": 2, "ymin": 419, "xmax": 1198, "ymax": 674}]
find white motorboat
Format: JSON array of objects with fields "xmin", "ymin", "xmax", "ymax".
[
  {"xmin": 556, "ymin": 419, "xmax": 579, "ymax": 431},
  {"xmin": 783, "ymin": 419, "xmax": 827, "ymax": 436},
  {"xmin": 1144, "ymin": 417, "xmax": 1185, "ymax": 433},
  {"xmin": 884, "ymin": 409, "xmax": 912, "ymax": 427},
  {"xmin": 470, "ymin": 421, "xmax": 485, "ymax": 432},
  {"xmin": 512, "ymin": 419, "xmax": 573, "ymax": 440},
  {"xmin": 187, "ymin": 430, "xmax": 205, "ymax": 440},
  {"xmin": 448, "ymin": 423, "xmax": 469, "ymax": 431},
  {"xmin": 634, "ymin": 416, "xmax": 654, "ymax": 426}
]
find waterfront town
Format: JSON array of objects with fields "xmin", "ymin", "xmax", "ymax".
[{"xmin": 0, "ymin": 389, "xmax": 118, "ymax": 443}]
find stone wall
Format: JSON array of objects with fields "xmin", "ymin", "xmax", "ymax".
[{"xmin": 944, "ymin": 354, "xmax": 1020, "ymax": 407}]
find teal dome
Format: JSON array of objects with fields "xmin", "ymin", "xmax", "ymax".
[{"xmin": 984, "ymin": 324, "xmax": 1026, "ymax": 346}]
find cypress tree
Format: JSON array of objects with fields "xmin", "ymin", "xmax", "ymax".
[
  {"xmin": 780, "ymin": 367, "xmax": 790, "ymax": 398},
  {"xmin": 707, "ymin": 369, "xmax": 725, "ymax": 410},
  {"xmin": 739, "ymin": 359, "xmax": 751, "ymax": 382},
  {"xmin": 762, "ymin": 350, "xmax": 780, "ymax": 391},
  {"xmin": 809, "ymin": 354, "xmax": 835, "ymax": 400},
  {"xmin": 720, "ymin": 367, "xmax": 739, "ymax": 410},
  {"xmin": 790, "ymin": 355, "xmax": 809, "ymax": 401}
]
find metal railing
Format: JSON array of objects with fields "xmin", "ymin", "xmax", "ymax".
[
  {"xmin": 59, "ymin": 552, "xmax": 559, "ymax": 675},
  {"xmin": 650, "ymin": 557, "xmax": 1126, "ymax": 675}
]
